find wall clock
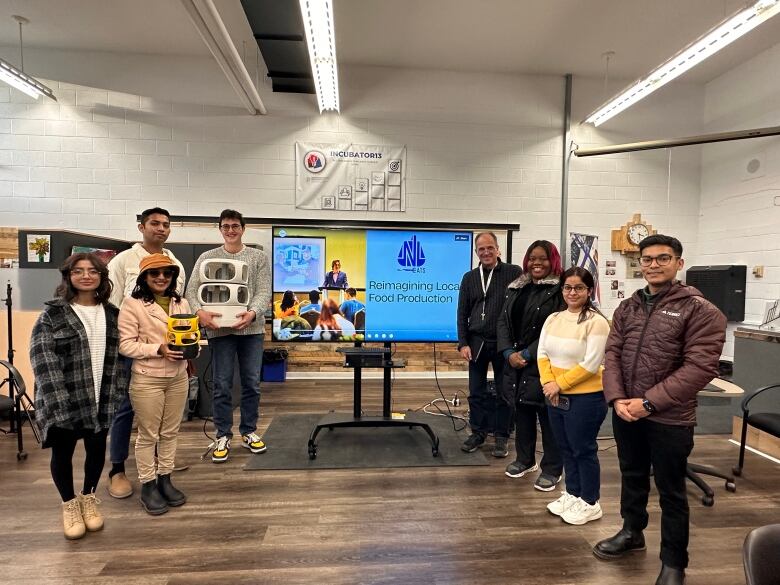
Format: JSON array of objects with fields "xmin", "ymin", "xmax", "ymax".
[{"xmin": 611, "ymin": 213, "xmax": 656, "ymax": 255}]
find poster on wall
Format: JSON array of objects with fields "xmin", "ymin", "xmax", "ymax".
[
  {"xmin": 295, "ymin": 142, "xmax": 407, "ymax": 212},
  {"xmin": 27, "ymin": 234, "xmax": 51, "ymax": 263},
  {"xmin": 569, "ymin": 232, "xmax": 600, "ymax": 305},
  {"xmin": 72, "ymin": 246, "xmax": 118, "ymax": 265}
]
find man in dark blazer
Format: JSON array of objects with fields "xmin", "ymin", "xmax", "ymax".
[{"xmin": 457, "ymin": 232, "xmax": 522, "ymax": 457}]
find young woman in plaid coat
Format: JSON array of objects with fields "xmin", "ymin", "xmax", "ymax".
[{"xmin": 30, "ymin": 253, "xmax": 127, "ymax": 540}]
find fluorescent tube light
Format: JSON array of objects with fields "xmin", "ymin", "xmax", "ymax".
[
  {"xmin": 0, "ymin": 57, "xmax": 56, "ymax": 100},
  {"xmin": 585, "ymin": 0, "xmax": 780, "ymax": 126},
  {"xmin": 299, "ymin": 0, "xmax": 340, "ymax": 112}
]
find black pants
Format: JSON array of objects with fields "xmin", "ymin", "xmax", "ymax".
[
  {"xmin": 467, "ymin": 342, "xmax": 511, "ymax": 438},
  {"xmin": 514, "ymin": 402, "xmax": 562, "ymax": 476},
  {"xmin": 612, "ymin": 411, "xmax": 695, "ymax": 569},
  {"xmin": 49, "ymin": 426, "xmax": 108, "ymax": 502}
]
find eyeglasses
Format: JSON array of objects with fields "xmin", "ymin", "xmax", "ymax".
[
  {"xmin": 562, "ymin": 285, "xmax": 588, "ymax": 293},
  {"xmin": 147, "ymin": 269, "xmax": 175, "ymax": 278},
  {"xmin": 639, "ymin": 254, "xmax": 678, "ymax": 267},
  {"xmin": 71, "ymin": 268, "xmax": 99, "ymax": 276},
  {"xmin": 220, "ymin": 224, "xmax": 243, "ymax": 232}
]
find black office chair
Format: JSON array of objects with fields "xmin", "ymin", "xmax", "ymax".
[
  {"xmin": 733, "ymin": 383, "xmax": 780, "ymax": 478},
  {"xmin": 743, "ymin": 524, "xmax": 780, "ymax": 585},
  {"xmin": 0, "ymin": 360, "xmax": 39, "ymax": 460},
  {"xmin": 684, "ymin": 378, "xmax": 739, "ymax": 506}
]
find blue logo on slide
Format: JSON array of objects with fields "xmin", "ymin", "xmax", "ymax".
[{"xmin": 397, "ymin": 235, "xmax": 426, "ymax": 268}]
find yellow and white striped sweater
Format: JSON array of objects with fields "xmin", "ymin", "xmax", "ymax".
[{"xmin": 537, "ymin": 309, "xmax": 610, "ymax": 395}]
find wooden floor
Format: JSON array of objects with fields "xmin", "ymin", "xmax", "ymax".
[{"xmin": 2, "ymin": 378, "xmax": 779, "ymax": 585}]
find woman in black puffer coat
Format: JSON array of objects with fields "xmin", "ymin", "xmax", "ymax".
[{"xmin": 497, "ymin": 240, "xmax": 565, "ymax": 490}]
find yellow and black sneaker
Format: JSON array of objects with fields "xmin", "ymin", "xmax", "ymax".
[
  {"xmin": 211, "ymin": 436, "xmax": 230, "ymax": 463},
  {"xmin": 241, "ymin": 432, "xmax": 267, "ymax": 454}
]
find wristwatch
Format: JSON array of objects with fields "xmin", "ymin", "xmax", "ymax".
[{"xmin": 642, "ymin": 399, "xmax": 656, "ymax": 414}]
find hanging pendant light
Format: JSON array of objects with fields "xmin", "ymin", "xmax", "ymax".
[{"xmin": 0, "ymin": 15, "xmax": 56, "ymax": 101}]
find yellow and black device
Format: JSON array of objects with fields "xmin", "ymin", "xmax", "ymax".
[{"xmin": 167, "ymin": 313, "xmax": 200, "ymax": 359}]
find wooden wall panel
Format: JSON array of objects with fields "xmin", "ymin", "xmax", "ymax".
[{"xmin": 0, "ymin": 227, "xmax": 19, "ymax": 259}]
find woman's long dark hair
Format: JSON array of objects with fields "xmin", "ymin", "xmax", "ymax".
[
  {"xmin": 280, "ymin": 290, "xmax": 296, "ymax": 312},
  {"xmin": 560, "ymin": 266, "xmax": 607, "ymax": 324},
  {"xmin": 56, "ymin": 253, "xmax": 112, "ymax": 304},
  {"xmin": 131, "ymin": 269, "xmax": 181, "ymax": 303}
]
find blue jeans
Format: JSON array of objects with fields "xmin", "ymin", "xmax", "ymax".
[
  {"xmin": 210, "ymin": 334, "xmax": 263, "ymax": 439},
  {"xmin": 109, "ymin": 356, "xmax": 134, "ymax": 464},
  {"xmin": 547, "ymin": 392, "xmax": 607, "ymax": 504}
]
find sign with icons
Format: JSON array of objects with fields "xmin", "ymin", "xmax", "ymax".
[{"xmin": 295, "ymin": 142, "xmax": 407, "ymax": 213}]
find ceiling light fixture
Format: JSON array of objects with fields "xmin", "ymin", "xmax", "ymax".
[
  {"xmin": 0, "ymin": 15, "xmax": 56, "ymax": 101},
  {"xmin": 299, "ymin": 0, "xmax": 340, "ymax": 112},
  {"xmin": 585, "ymin": 0, "xmax": 780, "ymax": 126}
]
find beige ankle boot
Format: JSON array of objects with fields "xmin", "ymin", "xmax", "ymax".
[
  {"xmin": 78, "ymin": 491, "xmax": 104, "ymax": 532},
  {"xmin": 62, "ymin": 498, "xmax": 86, "ymax": 540}
]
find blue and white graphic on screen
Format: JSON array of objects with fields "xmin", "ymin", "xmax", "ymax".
[
  {"xmin": 397, "ymin": 235, "xmax": 426, "ymax": 269},
  {"xmin": 365, "ymin": 231, "xmax": 472, "ymax": 342}
]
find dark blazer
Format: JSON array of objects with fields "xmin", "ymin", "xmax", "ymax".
[
  {"xmin": 30, "ymin": 299, "xmax": 127, "ymax": 445},
  {"xmin": 456, "ymin": 260, "xmax": 522, "ymax": 353},
  {"xmin": 497, "ymin": 274, "xmax": 564, "ymax": 406},
  {"xmin": 323, "ymin": 271, "xmax": 348, "ymax": 288}
]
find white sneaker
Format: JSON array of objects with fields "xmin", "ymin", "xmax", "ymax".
[
  {"xmin": 561, "ymin": 499, "xmax": 603, "ymax": 525},
  {"xmin": 547, "ymin": 491, "xmax": 579, "ymax": 517}
]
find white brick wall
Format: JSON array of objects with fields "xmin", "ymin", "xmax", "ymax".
[
  {"xmin": 0, "ymin": 50, "xmax": 708, "ymax": 319},
  {"xmin": 697, "ymin": 42, "xmax": 780, "ymax": 358}
]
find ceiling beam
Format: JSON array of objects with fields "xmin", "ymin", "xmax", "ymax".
[{"xmin": 179, "ymin": 0, "xmax": 266, "ymax": 115}]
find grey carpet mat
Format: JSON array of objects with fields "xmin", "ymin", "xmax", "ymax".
[{"xmin": 244, "ymin": 412, "xmax": 489, "ymax": 470}]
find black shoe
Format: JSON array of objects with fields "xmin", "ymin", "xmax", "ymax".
[
  {"xmin": 157, "ymin": 473, "xmax": 187, "ymax": 507},
  {"xmin": 140, "ymin": 480, "xmax": 169, "ymax": 516},
  {"xmin": 492, "ymin": 437, "xmax": 509, "ymax": 458},
  {"xmin": 593, "ymin": 528, "xmax": 646, "ymax": 560},
  {"xmin": 461, "ymin": 433, "xmax": 486, "ymax": 453},
  {"xmin": 656, "ymin": 565, "xmax": 685, "ymax": 585}
]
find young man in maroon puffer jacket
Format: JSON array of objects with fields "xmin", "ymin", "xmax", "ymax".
[{"xmin": 593, "ymin": 234, "xmax": 726, "ymax": 585}]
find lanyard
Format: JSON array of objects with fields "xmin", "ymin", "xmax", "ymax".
[{"xmin": 479, "ymin": 264, "xmax": 494, "ymax": 320}]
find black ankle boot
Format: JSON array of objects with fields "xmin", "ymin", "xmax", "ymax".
[
  {"xmin": 593, "ymin": 528, "xmax": 646, "ymax": 559},
  {"xmin": 140, "ymin": 480, "xmax": 169, "ymax": 516},
  {"xmin": 157, "ymin": 473, "xmax": 186, "ymax": 507},
  {"xmin": 656, "ymin": 565, "xmax": 685, "ymax": 585}
]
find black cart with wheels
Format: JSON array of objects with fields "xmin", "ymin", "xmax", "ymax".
[{"xmin": 307, "ymin": 343, "xmax": 440, "ymax": 459}]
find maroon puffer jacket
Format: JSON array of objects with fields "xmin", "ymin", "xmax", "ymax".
[{"xmin": 603, "ymin": 281, "xmax": 726, "ymax": 426}]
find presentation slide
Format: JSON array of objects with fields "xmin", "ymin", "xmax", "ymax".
[
  {"xmin": 271, "ymin": 227, "xmax": 472, "ymax": 343},
  {"xmin": 364, "ymin": 230, "xmax": 471, "ymax": 342}
]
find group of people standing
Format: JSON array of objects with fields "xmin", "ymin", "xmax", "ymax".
[
  {"xmin": 457, "ymin": 232, "xmax": 726, "ymax": 585},
  {"xmin": 31, "ymin": 207, "xmax": 271, "ymax": 539},
  {"xmin": 29, "ymin": 216, "xmax": 726, "ymax": 585}
]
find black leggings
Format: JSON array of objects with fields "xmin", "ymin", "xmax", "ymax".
[{"xmin": 49, "ymin": 426, "xmax": 108, "ymax": 502}]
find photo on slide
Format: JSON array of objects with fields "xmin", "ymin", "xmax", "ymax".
[{"xmin": 273, "ymin": 237, "xmax": 325, "ymax": 291}]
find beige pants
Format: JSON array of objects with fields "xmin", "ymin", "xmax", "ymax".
[{"xmin": 129, "ymin": 370, "xmax": 188, "ymax": 484}]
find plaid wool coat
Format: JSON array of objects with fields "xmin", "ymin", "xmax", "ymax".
[{"xmin": 30, "ymin": 298, "xmax": 128, "ymax": 445}]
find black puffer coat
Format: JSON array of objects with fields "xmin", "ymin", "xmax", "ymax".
[{"xmin": 497, "ymin": 274, "xmax": 564, "ymax": 406}]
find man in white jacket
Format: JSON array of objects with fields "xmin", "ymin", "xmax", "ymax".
[{"xmin": 105, "ymin": 207, "xmax": 186, "ymax": 499}]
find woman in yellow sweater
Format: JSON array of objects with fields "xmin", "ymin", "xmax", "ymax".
[{"xmin": 537, "ymin": 266, "xmax": 610, "ymax": 526}]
